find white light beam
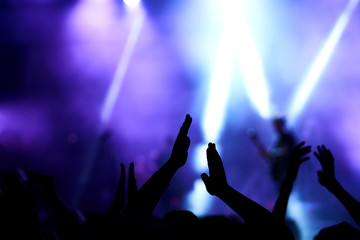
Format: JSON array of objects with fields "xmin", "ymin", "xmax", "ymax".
[
  {"xmin": 288, "ymin": 0, "xmax": 359, "ymax": 125},
  {"xmin": 101, "ymin": 10, "xmax": 145, "ymax": 123},
  {"xmin": 233, "ymin": 0, "xmax": 271, "ymax": 119}
]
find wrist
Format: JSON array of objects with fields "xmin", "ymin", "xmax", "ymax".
[
  {"xmin": 325, "ymin": 179, "xmax": 341, "ymax": 193},
  {"xmin": 216, "ymin": 184, "xmax": 232, "ymax": 199},
  {"xmin": 280, "ymin": 180, "xmax": 293, "ymax": 192},
  {"xmin": 160, "ymin": 159, "xmax": 180, "ymax": 177}
]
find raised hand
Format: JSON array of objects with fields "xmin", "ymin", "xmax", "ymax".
[
  {"xmin": 201, "ymin": 143, "xmax": 229, "ymax": 197},
  {"xmin": 107, "ymin": 162, "xmax": 138, "ymax": 224},
  {"xmin": 247, "ymin": 128, "xmax": 271, "ymax": 160},
  {"xmin": 119, "ymin": 114, "xmax": 192, "ymax": 219},
  {"xmin": 201, "ymin": 142, "xmax": 294, "ymax": 239},
  {"xmin": 286, "ymin": 141, "xmax": 311, "ymax": 183},
  {"xmin": 314, "ymin": 145, "xmax": 336, "ymax": 188},
  {"xmin": 313, "ymin": 145, "xmax": 360, "ymax": 227},
  {"xmin": 127, "ymin": 162, "xmax": 138, "ymax": 203},
  {"xmin": 247, "ymin": 128, "xmax": 258, "ymax": 141},
  {"xmin": 117, "ymin": 163, "xmax": 126, "ymax": 213},
  {"xmin": 168, "ymin": 114, "xmax": 192, "ymax": 169}
]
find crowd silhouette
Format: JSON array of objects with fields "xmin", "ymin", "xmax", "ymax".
[{"xmin": 0, "ymin": 114, "xmax": 360, "ymax": 239}]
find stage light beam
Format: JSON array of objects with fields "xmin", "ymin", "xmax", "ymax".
[
  {"xmin": 123, "ymin": 0, "xmax": 141, "ymax": 9},
  {"xmin": 201, "ymin": 31, "xmax": 235, "ymax": 142},
  {"xmin": 188, "ymin": 0, "xmax": 238, "ymax": 216},
  {"xmin": 189, "ymin": 0, "xmax": 272, "ymax": 216},
  {"xmin": 288, "ymin": 0, "xmax": 359, "ymax": 125},
  {"xmin": 100, "ymin": 9, "xmax": 145, "ymax": 123},
  {"xmin": 189, "ymin": 18, "xmax": 235, "ymax": 216},
  {"xmin": 73, "ymin": 7, "xmax": 145, "ymax": 207},
  {"xmin": 220, "ymin": 0, "xmax": 271, "ymax": 119}
]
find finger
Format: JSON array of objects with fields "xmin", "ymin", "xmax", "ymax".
[
  {"xmin": 206, "ymin": 143, "xmax": 215, "ymax": 175},
  {"xmin": 120, "ymin": 163, "xmax": 126, "ymax": 191},
  {"xmin": 321, "ymin": 145, "xmax": 327, "ymax": 153},
  {"xmin": 314, "ymin": 151, "xmax": 325, "ymax": 167},
  {"xmin": 299, "ymin": 157, "xmax": 310, "ymax": 164},
  {"xmin": 322, "ymin": 145, "xmax": 331, "ymax": 159},
  {"xmin": 201, "ymin": 173, "xmax": 210, "ymax": 186},
  {"xmin": 128, "ymin": 162, "xmax": 138, "ymax": 203},
  {"xmin": 317, "ymin": 171, "xmax": 324, "ymax": 185},
  {"xmin": 246, "ymin": 128, "xmax": 257, "ymax": 138},
  {"xmin": 295, "ymin": 141, "xmax": 306, "ymax": 150},
  {"xmin": 179, "ymin": 114, "xmax": 192, "ymax": 136},
  {"xmin": 292, "ymin": 144, "xmax": 310, "ymax": 162},
  {"xmin": 316, "ymin": 145, "xmax": 322, "ymax": 155},
  {"xmin": 324, "ymin": 147, "xmax": 333, "ymax": 158},
  {"xmin": 208, "ymin": 142, "xmax": 216, "ymax": 151},
  {"xmin": 200, "ymin": 173, "xmax": 211, "ymax": 192},
  {"xmin": 299, "ymin": 145, "xmax": 312, "ymax": 155},
  {"xmin": 315, "ymin": 146, "xmax": 324, "ymax": 159},
  {"xmin": 206, "ymin": 143, "xmax": 221, "ymax": 176},
  {"xmin": 314, "ymin": 151, "xmax": 324, "ymax": 164},
  {"xmin": 117, "ymin": 163, "xmax": 126, "ymax": 211}
]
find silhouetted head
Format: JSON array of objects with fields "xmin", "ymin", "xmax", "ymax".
[
  {"xmin": 272, "ymin": 116, "xmax": 286, "ymax": 134},
  {"xmin": 198, "ymin": 215, "xmax": 248, "ymax": 239},
  {"xmin": 163, "ymin": 210, "xmax": 199, "ymax": 239},
  {"xmin": 314, "ymin": 221, "xmax": 360, "ymax": 240}
]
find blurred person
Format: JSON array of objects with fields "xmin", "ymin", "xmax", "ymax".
[{"xmin": 248, "ymin": 116, "xmax": 296, "ymax": 191}]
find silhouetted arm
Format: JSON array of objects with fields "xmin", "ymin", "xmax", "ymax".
[
  {"xmin": 201, "ymin": 143, "xmax": 294, "ymax": 239},
  {"xmin": 120, "ymin": 114, "xmax": 192, "ymax": 217},
  {"xmin": 314, "ymin": 145, "xmax": 360, "ymax": 226},
  {"xmin": 247, "ymin": 129, "xmax": 271, "ymax": 160},
  {"xmin": 272, "ymin": 142, "xmax": 311, "ymax": 221}
]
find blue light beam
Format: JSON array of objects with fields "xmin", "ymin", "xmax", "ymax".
[
  {"xmin": 233, "ymin": 0, "xmax": 271, "ymax": 119},
  {"xmin": 101, "ymin": 9, "xmax": 145, "ymax": 123},
  {"xmin": 201, "ymin": 30, "xmax": 235, "ymax": 142},
  {"xmin": 188, "ymin": 0, "xmax": 238, "ymax": 216},
  {"xmin": 288, "ymin": 0, "xmax": 359, "ymax": 125},
  {"xmin": 72, "ymin": 7, "xmax": 144, "ymax": 207}
]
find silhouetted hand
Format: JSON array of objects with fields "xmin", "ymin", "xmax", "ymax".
[
  {"xmin": 128, "ymin": 162, "xmax": 138, "ymax": 203},
  {"xmin": 119, "ymin": 114, "xmax": 192, "ymax": 219},
  {"xmin": 116, "ymin": 163, "xmax": 126, "ymax": 213},
  {"xmin": 107, "ymin": 162, "xmax": 138, "ymax": 224},
  {"xmin": 313, "ymin": 145, "xmax": 360, "ymax": 227},
  {"xmin": 168, "ymin": 114, "xmax": 192, "ymax": 169},
  {"xmin": 247, "ymin": 128, "xmax": 271, "ymax": 160},
  {"xmin": 201, "ymin": 142, "xmax": 294, "ymax": 239},
  {"xmin": 201, "ymin": 143, "xmax": 229, "ymax": 196},
  {"xmin": 286, "ymin": 141, "xmax": 311, "ymax": 183},
  {"xmin": 314, "ymin": 145, "xmax": 337, "ymax": 189},
  {"xmin": 247, "ymin": 128, "xmax": 258, "ymax": 141}
]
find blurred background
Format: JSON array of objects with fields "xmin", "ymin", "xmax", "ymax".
[{"xmin": 1, "ymin": 0, "xmax": 360, "ymax": 238}]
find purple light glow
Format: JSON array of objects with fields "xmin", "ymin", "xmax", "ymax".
[
  {"xmin": 1, "ymin": 1, "xmax": 360, "ymax": 237},
  {"xmin": 101, "ymin": 8, "xmax": 145, "ymax": 123}
]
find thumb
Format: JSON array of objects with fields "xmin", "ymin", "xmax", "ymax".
[
  {"xmin": 317, "ymin": 171, "xmax": 324, "ymax": 185},
  {"xmin": 201, "ymin": 173, "xmax": 210, "ymax": 187}
]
